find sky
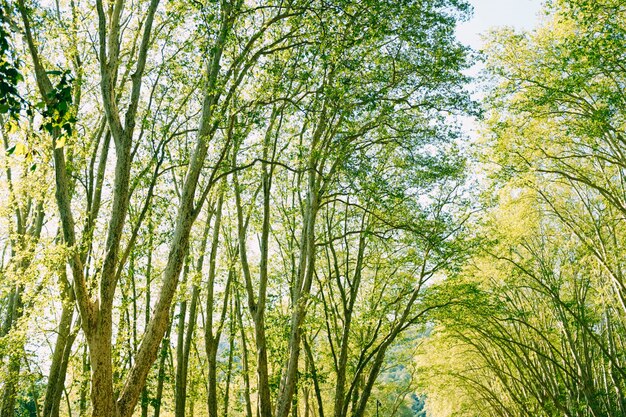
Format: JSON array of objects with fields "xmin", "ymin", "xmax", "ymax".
[
  {"xmin": 456, "ymin": 0, "xmax": 545, "ymax": 50},
  {"xmin": 454, "ymin": 0, "xmax": 545, "ymax": 140}
]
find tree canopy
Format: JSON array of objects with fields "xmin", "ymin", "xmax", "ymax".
[{"xmin": 1, "ymin": 1, "xmax": 623, "ymax": 417}]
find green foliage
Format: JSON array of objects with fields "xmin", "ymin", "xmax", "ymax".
[
  {"xmin": 418, "ymin": 1, "xmax": 626, "ymax": 416},
  {"xmin": 0, "ymin": 4, "xmax": 25, "ymax": 118},
  {"xmin": 40, "ymin": 70, "xmax": 75, "ymax": 139},
  {"xmin": 0, "ymin": 0, "xmax": 476, "ymax": 416}
]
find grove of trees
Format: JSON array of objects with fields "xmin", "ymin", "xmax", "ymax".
[
  {"xmin": 1, "ymin": 0, "xmax": 624, "ymax": 417},
  {"xmin": 418, "ymin": 1, "xmax": 626, "ymax": 416},
  {"xmin": 0, "ymin": 0, "xmax": 473, "ymax": 416}
]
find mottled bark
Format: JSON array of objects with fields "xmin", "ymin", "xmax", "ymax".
[
  {"xmin": 205, "ymin": 195, "xmax": 230, "ymax": 417},
  {"xmin": 175, "ymin": 215, "xmax": 211, "ymax": 417},
  {"xmin": 152, "ymin": 312, "xmax": 173, "ymax": 417},
  {"xmin": 42, "ymin": 274, "xmax": 79, "ymax": 417},
  {"xmin": 235, "ymin": 290, "xmax": 253, "ymax": 417}
]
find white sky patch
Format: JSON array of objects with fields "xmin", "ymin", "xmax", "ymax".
[
  {"xmin": 454, "ymin": 0, "xmax": 544, "ymax": 167},
  {"xmin": 457, "ymin": 0, "xmax": 545, "ymax": 52}
]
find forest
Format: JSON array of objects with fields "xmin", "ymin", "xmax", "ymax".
[{"xmin": 0, "ymin": 0, "xmax": 624, "ymax": 416}]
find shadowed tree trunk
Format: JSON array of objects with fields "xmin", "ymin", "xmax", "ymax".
[{"xmin": 176, "ymin": 212, "xmax": 212, "ymax": 417}]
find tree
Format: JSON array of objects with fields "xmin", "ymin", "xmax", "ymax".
[
  {"xmin": 0, "ymin": 1, "xmax": 475, "ymax": 417},
  {"xmin": 418, "ymin": 1, "xmax": 626, "ymax": 416}
]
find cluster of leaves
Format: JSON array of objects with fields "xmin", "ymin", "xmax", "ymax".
[
  {"xmin": 0, "ymin": 4, "xmax": 25, "ymax": 118},
  {"xmin": 40, "ymin": 70, "xmax": 75, "ymax": 141}
]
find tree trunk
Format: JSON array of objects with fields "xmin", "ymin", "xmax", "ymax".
[
  {"xmin": 89, "ymin": 323, "xmax": 118, "ymax": 417},
  {"xmin": 303, "ymin": 338, "xmax": 324, "ymax": 417},
  {"xmin": 152, "ymin": 313, "xmax": 172, "ymax": 417},
  {"xmin": 79, "ymin": 345, "xmax": 90, "ymax": 417},
  {"xmin": 42, "ymin": 283, "xmax": 79, "ymax": 417},
  {"xmin": 276, "ymin": 193, "xmax": 319, "ymax": 417},
  {"xmin": 0, "ymin": 350, "xmax": 21, "ymax": 417},
  {"xmin": 141, "ymin": 225, "xmax": 154, "ymax": 417},
  {"xmin": 1, "ymin": 285, "xmax": 25, "ymax": 417},
  {"xmin": 223, "ymin": 300, "xmax": 235, "ymax": 417},
  {"xmin": 276, "ymin": 100, "xmax": 326, "ymax": 417},
  {"xmin": 175, "ymin": 268, "xmax": 189, "ymax": 417},
  {"xmin": 205, "ymin": 195, "xmax": 226, "ymax": 417},
  {"xmin": 176, "ymin": 213, "xmax": 211, "ymax": 417},
  {"xmin": 235, "ymin": 290, "xmax": 253, "ymax": 417}
]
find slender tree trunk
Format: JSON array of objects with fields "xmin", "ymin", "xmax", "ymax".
[
  {"xmin": 333, "ymin": 312, "xmax": 352, "ymax": 417},
  {"xmin": 233, "ymin": 107, "xmax": 280, "ymax": 417},
  {"xmin": 43, "ymin": 273, "xmax": 79, "ymax": 417},
  {"xmin": 45, "ymin": 305, "xmax": 73, "ymax": 394},
  {"xmin": 276, "ymin": 194, "xmax": 319, "ymax": 417},
  {"xmin": 235, "ymin": 290, "xmax": 253, "ymax": 417},
  {"xmin": 276, "ymin": 100, "xmax": 327, "ymax": 417},
  {"xmin": 0, "ymin": 346, "xmax": 21, "ymax": 417},
  {"xmin": 205, "ymin": 195, "xmax": 227, "ymax": 417},
  {"xmin": 351, "ymin": 346, "xmax": 388, "ymax": 417},
  {"xmin": 79, "ymin": 345, "xmax": 90, "ymax": 417},
  {"xmin": 141, "ymin": 226, "xmax": 154, "ymax": 417},
  {"xmin": 152, "ymin": 311, "xmax": 173, "ymax": 417},
  {"xmin": 175, "ymin": 267, "xmax": 189, "ymax": 417},
  {"xmin": 0, "ymin": 285, "xmax": 24, "ymax": 417},
  {"xmin": 176, "ymin": 213, "xmax": 211, "ymax": 417},
  {"xmin": 334, "ymin": 227, "xmax": 366, "ymax": 417},
  {"xmin": 303, "ymin": 339, "xmax": 324, "ymax": 417},
  {"xmin": 303, "ymin": 387, "xmax": 310, "ymax": 417},
  {"xmin": 49, "ymin": 318, "xmax": 80, "ymax": 417},
  {"xmin": 223, "ymin": 299, "xmax": 235, "ymax": 417}
]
